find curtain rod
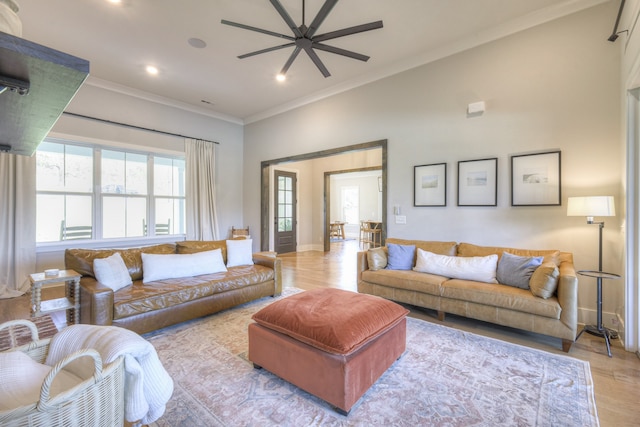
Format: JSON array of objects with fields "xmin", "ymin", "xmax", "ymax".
[{"xmin": 62, "ymin": 111, "xmax": 220, "ymax": 145}]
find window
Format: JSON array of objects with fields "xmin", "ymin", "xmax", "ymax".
[{"xmin": 36, "ymin": 139, "xmax": 185, "ymax": 243}]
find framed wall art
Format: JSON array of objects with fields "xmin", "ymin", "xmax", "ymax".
[
  {"xmin": 511, "ymin": 151, "xmax": 561, "ymax": 206},
  {"xmin": 414, "ymin": 163, "xmax": 446, "ymax": 206},
  {"xmin": 457, "ymin": 157, "xmax": 497, "ymax": 206}
]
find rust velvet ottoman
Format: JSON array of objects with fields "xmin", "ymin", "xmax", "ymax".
[{"xmin": 248, "ymin": 288, "xmax": 409, "ymax": 414}]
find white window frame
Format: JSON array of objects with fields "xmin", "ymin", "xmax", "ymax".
[{"xmin": 36, "ymin": 137, "xmax": 185, "ymax": 253}]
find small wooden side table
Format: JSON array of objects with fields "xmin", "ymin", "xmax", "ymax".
[{"xmin": 29, "ymin": 269, "xmax": 81, "ymax": 325}]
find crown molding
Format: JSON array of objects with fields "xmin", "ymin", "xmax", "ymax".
[{"xmin": 84, "ymin": 76, "xmax": 244, "ymax": 125}]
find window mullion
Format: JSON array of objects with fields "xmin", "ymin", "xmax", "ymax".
[{"xmin": 94, "ymin": 148, "xmax": 102, "ymax": 240}]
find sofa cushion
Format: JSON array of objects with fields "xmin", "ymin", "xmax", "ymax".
[
  {"xmin": 141, "ymin": 249, "xmax": 227, "ymax": 283},
  {"xmin": 93, "ymin": 252, "xmax": 133, "ymax": 291},
  {"xmin": 362, "ymin": 269, "xmax": 447, "ymax": 296},
  {"xmin": 113, "ymin": 264, "xmax": 275, "ymax": 320},
  {"xmin": 386, "ymin": 243, "xmax": 415, "ymax": 270},
  {"xmin": 457, "ymin": 243, "xmax": 560, "ymax": 266},
  {"xmin": 414, "ymin": 249, "xmax": 499, "ymax": 284},
  {"xmin": 367, "ymin": 247, "xmax": 388, "ymax": 270},
  {"xmin": 176, "ymin": 240, "xmax": 228, "ymax": 263},
  {"xmin": 441, "ymin": 279, "xmax": 561, "ymax": 319},
  {"xmin": 65, "ymin": 243, "xmax": 177, "ymax": 281},
  {"xmin": 251, "ymin": 288, "xmax": 409, "ymax": 355},
  {"xmin": 496, "ymin": 252, "xmax": 543, "ymax": 290},
  {"xmin": 226, "ymin": 239, "xmax": 254, "ymax": 267},
  {"xmin": 529, "ymin": 262, "xmax": 560, "ymax": 299}
]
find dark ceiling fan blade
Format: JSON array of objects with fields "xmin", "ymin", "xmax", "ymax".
[
  {"xmin": 280, "ymin": 46, "xmax": 303, "ymax": 76},
  {"xmin": 238, "ymin": 42, "xmax": 296, "ymax": 59},
  {"xmin": 221, "ymin": 19, "xmax": 294, "ymax": 41},
  {"xmin": 313, "ymin": 21, "xmax": 384, "ymax": 43},
  {"xmin": 270, "ymin": 0, "xmax": 304, "ymax": 38},
  {"xmin": 303, "ymin": 46, "xmax": 331, "ymax": 77},
  {"xmin": 306, "ymin": 0, "xmax": 339, "ymax": 38},
  {"xmin": 312, "ymin": 43, "xmax": 370, "ymax": 62}
]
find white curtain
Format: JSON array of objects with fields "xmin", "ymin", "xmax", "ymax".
[
  {"xmin": 0, "ymin": 152, "xmax": 36, "ymax": 298},
  {"xmin": 185, "ymin": 139, "xmax": 220, "ymax": 240}
]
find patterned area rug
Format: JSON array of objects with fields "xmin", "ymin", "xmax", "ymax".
[
  {"xmin": 146, "ymin": 289, "xmax": 598, "ymax": 427},
  {"xmin": 0, "ymin": 316, "xmax": 58, "ymax": 351}
]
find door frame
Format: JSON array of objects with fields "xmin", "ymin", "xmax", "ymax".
[
  {"xmin": 260, "ymin": 139, "xmax": 387, "ymax": 252},
  {"xmin": 324, "ymin": 166, "xmax": 383, "ymax": 252}
]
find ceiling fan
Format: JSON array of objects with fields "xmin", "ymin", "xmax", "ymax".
[{"xmin": 221, "ymin": 0, "xmax": 383, "ymax": 79}]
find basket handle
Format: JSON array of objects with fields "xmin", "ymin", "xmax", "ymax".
[
  {"xmin": 0, "ymin": 319, "xmax": 40, "ymax": 341},
  {"xmin": 37, "ymin": 348, "xmax": 104, "ymax": 411}
]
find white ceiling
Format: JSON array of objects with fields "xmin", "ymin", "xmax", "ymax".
[{"xmin": 16, "ymin": 0, "xmax": 607, "ymax": 124}]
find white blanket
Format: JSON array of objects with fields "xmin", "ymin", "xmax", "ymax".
[{"xmin": 45, "ymin": 324, "xmax": 173, "ymax": 424}]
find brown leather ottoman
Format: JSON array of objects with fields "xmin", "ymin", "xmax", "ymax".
[{"xmin": 248, "ymin": 288, "xmax": 409, "ymax": 414}]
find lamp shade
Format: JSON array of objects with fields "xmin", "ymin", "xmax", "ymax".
[{"xmin": 567, "ymin": 196, "xmax": 615, "ymax": 217}]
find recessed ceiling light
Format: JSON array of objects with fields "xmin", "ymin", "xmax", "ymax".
[
  {"xmin": 188, "ymin": 38, "xmax": 207, "ymax": 49},
  {"xmin": 146, "ymin": 65, "xmax": 159, "ymax": 75},
  {"xmin": 107, "ymin": 0, "xmax": 122, "ymax": 4},
  {"xmin": 276, "ymin": 74, "xmax": 286, "ymax": 82}
]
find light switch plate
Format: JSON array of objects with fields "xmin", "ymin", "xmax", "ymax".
[{"xmin": 395, "ymin": 215, "xmax": 407, "ymax": 224}]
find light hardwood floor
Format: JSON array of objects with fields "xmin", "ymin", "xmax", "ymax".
[{"xmin": 1, "ymin": 239, "xmax": 639, "ymax": 426}]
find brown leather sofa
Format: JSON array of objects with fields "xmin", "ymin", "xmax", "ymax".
[
  {"xmin": 65, "ymin": 241, "xmax": 282, "ymax": 334},
  {"xmin": 357, "ymin": 238, "xmax": 578, "ymax": 352}
]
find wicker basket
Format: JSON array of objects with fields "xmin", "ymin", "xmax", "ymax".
[{"xmin": 0, "ymin": 320, "xmax": 125, "ymax": 427}]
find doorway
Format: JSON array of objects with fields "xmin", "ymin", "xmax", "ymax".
[
  {"xmin": 260, "ymin": 139, "xmax": 387, "ymax": 252},
  {"xmin": 274, "ymin": 170, "xmax": 297, "ymax": 254}
]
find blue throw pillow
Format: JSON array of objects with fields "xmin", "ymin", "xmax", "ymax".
[
  {"xmin": 496, "ymin": 252, "xmax": 543, "ymax": 289},
  {"xmin": 386, "ymin": 243, "xmax": 416, "ymax": 270}
]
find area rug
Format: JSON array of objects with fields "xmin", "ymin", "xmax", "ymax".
[
  {"xmin": 0, "ymin": 315, "xmax": 58, "ymax": 351},
  {"xmin": 146, "ymin": 289, "xmax": 599, "ymax": 427}
]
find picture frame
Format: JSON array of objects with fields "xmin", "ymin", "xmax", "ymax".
[
  {"xmin": 457, "ymin": 158, "xmax": 497, "ymax": 206},
  {"xmin": 414, "ymin": 163, "xmax": 446, "ymax": 206},
  {"xmin": 511, "ymin": 151, "xmax": 561, "ymax": 206}
]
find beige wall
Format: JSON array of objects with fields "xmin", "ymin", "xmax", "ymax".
[{"xmin": 244, "ymin": 3, "xmax": 623, "ymax": 327}]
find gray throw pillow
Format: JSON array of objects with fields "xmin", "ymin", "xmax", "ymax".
[{"xmin": 496, "ymin": 252, "xmax": 543, "ymax": 289}]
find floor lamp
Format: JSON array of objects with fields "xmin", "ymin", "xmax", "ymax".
[{"xmin": 567, "ymin": 196, "xmax": 618, "ymax": 357}]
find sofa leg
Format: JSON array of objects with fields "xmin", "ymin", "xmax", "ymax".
[
  {"xmin": 437, "ymin": 311, "xmax": 445, "ymax": 322},
  {"xmin": 561, "ymin": 339, "xmax": 573, "ymax": 353}
]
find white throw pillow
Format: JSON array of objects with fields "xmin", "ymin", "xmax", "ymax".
[
  {"xmin": 0, "ymin": 352, "xmax": 83, "ymax": 410},
  {"xmin": 413, "ymin": 248, "xmax": 499, "ymax": 283},
  {"xmin": 226, "ymin": 239, "xmax": 254, "ymax": 267},
  {"xmin": 93, "ymin": 252, "xmax": 133, "ymax": 291},
  {"xmin": 142, "ymin": 249, "xmax": 227, "ymax": 283}
]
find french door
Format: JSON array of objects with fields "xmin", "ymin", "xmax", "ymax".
[{"xmin": 274, "ymin": 170, "xmax": 297, "ymax": 254}]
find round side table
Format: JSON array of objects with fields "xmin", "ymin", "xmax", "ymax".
[{"xmin": 576, "ymin": 270, "xmax": 620, "ymax": 357}]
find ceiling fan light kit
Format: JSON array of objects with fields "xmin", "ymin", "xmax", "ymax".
[{"xmin": 222, "ymin": 0, "xmax": 383, "ymax": 79}]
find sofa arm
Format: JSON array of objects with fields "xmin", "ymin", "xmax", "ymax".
[
  {"xmin": 79, "ymin": 277, "xmax": 114, "ymax": 326},
  {"xmin": 253, "ymin": 253, "xmax": 282, "ymax": 296},
  {"xmin": 356, "ymin": 251, "xmax": 369, "ymax": 283},
  {"xmin": 557, "ymin": 257, "xmax": 578, "ymax": 336}
]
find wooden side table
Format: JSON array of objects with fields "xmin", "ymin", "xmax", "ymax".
[{"xmin": 29, "ymin": 269, "xmax": 81, "ymax": 325}]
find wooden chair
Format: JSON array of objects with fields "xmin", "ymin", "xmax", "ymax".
[
  {"xmin": 60, "ymin": 220, "xmax": 92, "ymax": 240},
  {"xmin": 143, "ymin": 218, "xmax": 171, "ymax": 235},
  {"xmin": 231, "ymin": 226, "xmax": 250, "ymax": 239},
  {"xmin": 359, "ymin": 220, "xmax": 381, "ymax": 249}
]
